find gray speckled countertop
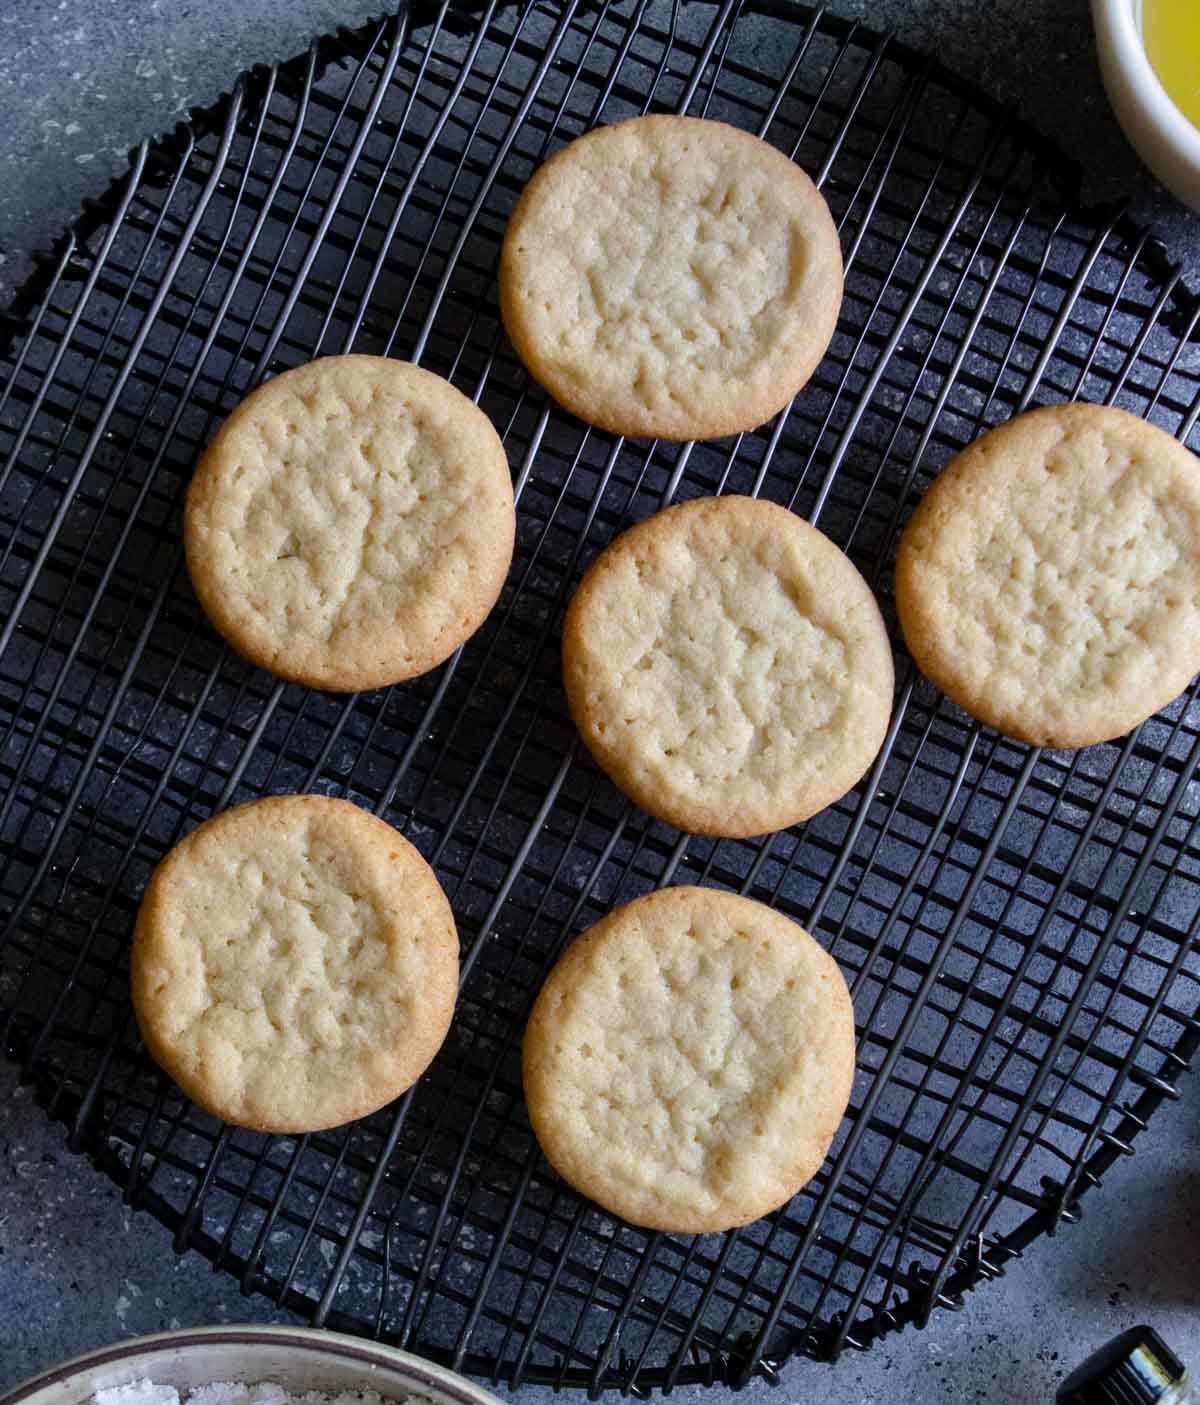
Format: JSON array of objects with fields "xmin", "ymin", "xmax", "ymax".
[{"xmin": 0, "ymin": 1, "xmax": 1198, "ymax": 1400}]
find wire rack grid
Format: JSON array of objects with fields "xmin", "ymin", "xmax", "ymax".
[{"xmin": 1, "ymin": 0, "xmax": 1199, "ymax": 1393}]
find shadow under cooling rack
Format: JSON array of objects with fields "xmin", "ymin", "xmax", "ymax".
[{"xmin": 1, "ymin": 0, "xmax": 1199, "ymax": 1394}]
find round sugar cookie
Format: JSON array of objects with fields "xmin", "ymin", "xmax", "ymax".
[
  {"xmin": 185, "ymin": 355, "xmax": 515, "ymax": 691},
  {"xmin": 131, "ymin": 794, "xmax": 459, "ymax": 1133},
  {"xmin": 499, "ymin": 114, "xmax": 843, "ymax": 440},
  {"xmin": 895, "ymin": 402, "xmax": 1200, "ymax": 748},
  {"xmin": 562, "ymin": 495, "xmax": 894, "ymax": 837},
  {"xmin": 523, "ymin": 885, "xmax": 856, "ymax": 1232}
]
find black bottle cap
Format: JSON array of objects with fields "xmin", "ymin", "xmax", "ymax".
[{"xmin": 1058, "ymin": 1326, "xmax": 1187, "ymax": 1404}]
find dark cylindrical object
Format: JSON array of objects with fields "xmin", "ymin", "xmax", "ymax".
[{"xmin": 1058, "ymin": 1326, "xmax": 1193, "ymax": 1405}]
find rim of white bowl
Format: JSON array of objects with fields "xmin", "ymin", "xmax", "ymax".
[
  {"xmin": 1095, "ymin": 0, "xmax": 1200, "ymax": 167},
  {"xmin": 0, "ymin": 1326, "xmax": 506, "ymax": 1405}
]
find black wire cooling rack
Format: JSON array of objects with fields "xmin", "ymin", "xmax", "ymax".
[{"xmin": 2, "ymin": 0, "xmax": 1200, "ymax": 1393}]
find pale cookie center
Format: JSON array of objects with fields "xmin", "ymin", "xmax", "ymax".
[
  {"xmin": 554, "ymin": 922, "xmax": 814, "ymax": 1206},
  {"xmin": 223, "ymin": 393, "xmax": 475, "ymax": 652},
  {"xmin": 601, "ymin": 550, "xmax": 850, "ymax": 790},
  {"xmin": 155, "ymin": 825, "xmax": 414, "ymax": 1105},
  {"xmin": 529, "ymin": 153, "xmax": 806, "ymax": 408},
  {"xmin": 963, "ymin": 452, "xmax": 1196, "ymax": 699}
]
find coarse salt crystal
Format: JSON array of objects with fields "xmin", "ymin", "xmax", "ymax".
[{"xmin": 93, "ymin": 1386, "xmax": 181, "ymax": 1405}]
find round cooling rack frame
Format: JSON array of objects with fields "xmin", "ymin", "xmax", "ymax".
[{"xmin": 1, "ymin": 0, "xmax": 1199, "ymax": 1394}]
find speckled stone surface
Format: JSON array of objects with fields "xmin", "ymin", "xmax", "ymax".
[
  {"xmin": 0, "ymin": 0, "xmax": 1198, "ymax": 1400},
  {"xmin": 0, "ymin": 0, "xmax": 389, "ymax": 305}
]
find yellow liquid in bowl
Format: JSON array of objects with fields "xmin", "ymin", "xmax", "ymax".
[{"xmin": 1142, "ymin": 0, "xmax": 1200, "ymax": 127}]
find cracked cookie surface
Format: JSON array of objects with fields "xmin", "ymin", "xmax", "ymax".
[
  {"xmin": 499, "ymin": 114, "xmax": 843, "ymax": 440},
  {"xmin": 896, "ymin": 403, "xmax": 1200, "ymax": 748},
  {"xmin": 523, "ymin": 885, "xmax": 856, "ymax": 1232},
  {"xmin": 562, "ymin": 495, "xmax": 894, "ymax": 837},
  {"xmin": 130, "ymin": 794, "xmax": 458, "ymax": 1132},
  {"xmin": 185, "ymin": 355, "xmax": 515, "ymax": 691}
]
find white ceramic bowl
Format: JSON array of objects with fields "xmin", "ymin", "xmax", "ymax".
[
  {"xmin": 1093, "ymin": 0, "xmax": 1200, "ymax": 209},
  {"xmin": 0, "ymin": 1327, "xmax": 506, "ymax": 1405}
]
